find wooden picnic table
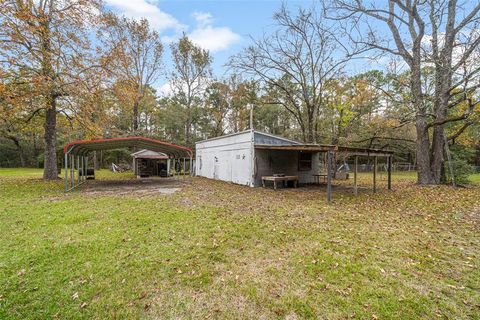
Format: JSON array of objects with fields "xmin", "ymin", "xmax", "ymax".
[
  {"xmin": 262, "ymin": 175, "xmax": 298, "ymax": 190},
  {"xmin": 313, "ymin": 173, "xmax": 327, "ymax": 184}
]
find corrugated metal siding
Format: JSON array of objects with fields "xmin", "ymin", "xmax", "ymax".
[
  {"xmin": 195, "ymin": 131, "xmax": 253, "ymax": 186},
  {"xmin": 253, "ymin": 132, "xmax": 300, "ymax": 145}
]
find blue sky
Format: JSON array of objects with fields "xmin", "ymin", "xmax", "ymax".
[{"xmin": 104, "ymin": 0, "xmax": 311, "ymax": 91}]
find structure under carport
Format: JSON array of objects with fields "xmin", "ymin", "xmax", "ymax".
[
  {"xmin": 63, "ymin": 137, "xmax": 192, "ymax": 192},
  {"xmin": 255, "ymin": 144, "xmax": 394, "ymax": 201},
  {"xmin": 196, "ymin": 130, "xmax": 394, "ymax": 202}
]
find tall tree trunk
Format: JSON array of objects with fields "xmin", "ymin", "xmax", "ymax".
[
  {"xmin": 13, "ymin": 139, "xmax": 25, "ymax": 167},
  {"xmin": 431, "ymin": 50, "xmax": 453, "ymax": 183},
  {"xmin": 431, "ymin": 124, "xmax": 445, "ymax": 183},
  {"xmin": 415, "ymin": 114, "xmax": 434, "ymax": 184},
  {"xmin": 411, "ymin": 58, "xmax": 435, "ymax": 185},
  {"xmin": 43, "ymin": 98, "xmax": 58, "ymax": 180},
  {"xmin": 8, "ymin": 136, "xmax": 25, "ymax": 167},
  {"xmin": 185, "ymin": 105, "xmax": 192, "ymax": 146},
  {"xmin": 307, "ymin": 117, "xmax": 315, "ymax": 143},
  {"xmin": 133, "ymin": 99, "xmax": 139, "ymax": 132}
]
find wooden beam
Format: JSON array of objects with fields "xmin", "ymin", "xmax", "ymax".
[
  {"xmin": 354, "ymin": 156, "xmax": 358, "ymax": 195},
  {"xmin": 255, "ymin": 144, "xmax": 335, "ymax": 152},
  {"xmin": 373, "ymin": 156, "xmax": 377, "ymax": 193},
  {"xmin": 387, "ymin": 155, "xmax": 392, "ymax": 190},
  {"xmin": 327, "ymin": 151, "xmax": 333, "ymax": 202}
]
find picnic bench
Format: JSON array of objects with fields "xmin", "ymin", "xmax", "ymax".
[
  {"xmin": 313, "ymin": 173, "xmax": 328, "ymax": 184},
  {"xmin": 262, "ymin": 175, "xmax": 298, "ymax": 190}
]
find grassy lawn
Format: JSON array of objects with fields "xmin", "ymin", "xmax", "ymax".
[
  {"xmin": 0, "ymin": 168, "xmax": 479, "ymax": 319},
  {"xmin": 469, "ymin": 173, "xmax": 480, "ymax": 184}
]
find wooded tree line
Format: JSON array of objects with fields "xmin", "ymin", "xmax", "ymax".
[{"xmin": 1, "ymin": 0, "xmax": 479, "ymax": 184}]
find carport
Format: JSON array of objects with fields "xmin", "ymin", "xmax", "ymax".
[
  {"xmin": 63, "ymin": 137, "xmax": 192, "ymax": 192},
  {"xmin": 255, "ymin": 144, "xmax": 394, "ymax": 201}
]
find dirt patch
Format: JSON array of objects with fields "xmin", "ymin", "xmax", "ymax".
[{"xmin": 79, "ymin": 177, "xmax": 190, "ymax": 196}]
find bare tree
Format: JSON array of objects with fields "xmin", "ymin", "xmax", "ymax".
[
  {"xmin": 0, "ymin": 0, "xmax": 102, "ymax": 179},
  {"xmin": 102, "ymin": 15, "xmax": 163, "ymax": 133},
  {"xmin": 331, "ymin": 0, "xmax": 480, "ymax": 184},
  {"xmin": 229, "ymin": 5, "xmax": 357, "ymax": 143}
]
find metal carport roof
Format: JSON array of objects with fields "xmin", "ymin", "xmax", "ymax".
[{"xmin": 64, "ymin": 136, "xmax": 192, "ymax": 158}]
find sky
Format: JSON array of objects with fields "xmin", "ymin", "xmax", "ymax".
[{"xmin": 104, "ymin": 0, "xmax": 311, "ymax": 92}]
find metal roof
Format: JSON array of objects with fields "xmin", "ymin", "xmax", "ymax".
[
  {"xmin": 255, "ymin": 144, "xmax": 393, "ymax": 156},
  {"xmin": 64, "ymin": 137, "xmax": 192, "ymax": 158},
  {"xmin": 131, "ymin": 149, "xmax": 169, "ymax": 159}
]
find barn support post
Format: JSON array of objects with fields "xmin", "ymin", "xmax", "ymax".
[
  {"xmin": 354, "ymin": 155, "xmax": 358, "ymax": 196},
  {"xmin": 326, "ymin": 151, "xmax": 333, "ymax": 202},
  {"xmin": 373, "ymin": 156, "xmax": 377, "ymax": 193},
  {"xmin": 387, "ymin": 155, "xmax": 392, "ymax": 190},
  {"xmin": 167, "ymin": 158, "xmax": 171, "ymax": 176},
  {"xmin": 183, "ymin": 158, "xmax": 186, "ymax": 177}
]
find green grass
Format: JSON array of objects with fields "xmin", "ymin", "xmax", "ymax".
[
  {"xmin": 0, "ymin": 168, "xmax": 479, "ymax": 319},
  {"xmin": 469, "ymin": 173, "xmax": 480, "ymax": 184}
]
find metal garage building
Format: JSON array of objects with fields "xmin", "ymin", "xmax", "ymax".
[
  {"xmin": 195, "ymin": 129, "xmax": 394, "ymax": 201},
  {"xmin": 195, "ymin": 130, "xmax": 321, "ymax": 187}
]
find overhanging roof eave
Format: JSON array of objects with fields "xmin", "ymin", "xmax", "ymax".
[{"xmin": 254, "ymin": 144, "xmax": 393, "ymax": 156}]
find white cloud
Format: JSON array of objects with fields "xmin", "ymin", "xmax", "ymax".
[
  {"xmin": 158, "ymin": 82, "xmax": 174, "ymax": 97},
  {"xmin": 105, "ymin": 0, "xmax": 185, "ymax": 32},
  {"xmin": 189, "ymin": 11, "xmax": 241, "ymax": 52},
  {"xmin": 192, "ymin": 12, "xmax": 213, "ymax": 28}
]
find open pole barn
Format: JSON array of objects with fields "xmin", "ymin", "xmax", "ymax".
[
  {"xmin": 63, "ymin": 137, "xmax": 192, "ymax": 192},
  {"xmin": 195, "ymin": 130, "xmax": 393, "ymax": 201}
]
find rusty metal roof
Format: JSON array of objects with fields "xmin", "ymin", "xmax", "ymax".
[
  {"xmin": 64, "ymin": 137, "xmax": 192, "ymax": 158},
  {"xmin": 255, "ymin": 144, "xmax": 393, "ymax": 156}
]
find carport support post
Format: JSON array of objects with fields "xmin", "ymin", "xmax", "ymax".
[
  {"xmin": 70, "ymin": 155, "xmax": 74, "ymax": 189},
  {"xmin": 326, "ymin": 151, "xmax": 333, "ymax": 202},
  {"xmin": 354, "ymin": 156, "xmax": 358, "ymax": 196},
  {"xmin": 82, "ymin": 156, "xmax": 85, "ymax": 182},
  {"xmin": 387, "ymin": 155, "xmax": 392, "ymax": 190},
  {"xmin": 64, "ymin": 152, "xmax": 68, "ymax": 192},
  {"xmin": 189, "ymin": 156, "xmax": 193, "ymax": 176},
  {"xmin": 83, "ymin": 156, "xmax": 87, "ymax": 181},
  {"xmin": 77, "ymin": 156, "xmax": 81, "ymax": 184},
  {"xmin": 373, "ymin": 156, "xmax": 377, "ymax": 193}
]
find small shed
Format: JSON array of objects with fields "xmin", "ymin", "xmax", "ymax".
[
  {"xmin": 131, "ymin": 149, "xmax": 170, "ymax": 178},
  {"xmin": 195, "ymin": 130, "xmax": 320, "ymax": 187}
]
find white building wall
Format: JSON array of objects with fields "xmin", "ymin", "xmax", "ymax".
[{"xmin": 195, "ymin": 131, "xmax": 254, "ymax": 186}]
